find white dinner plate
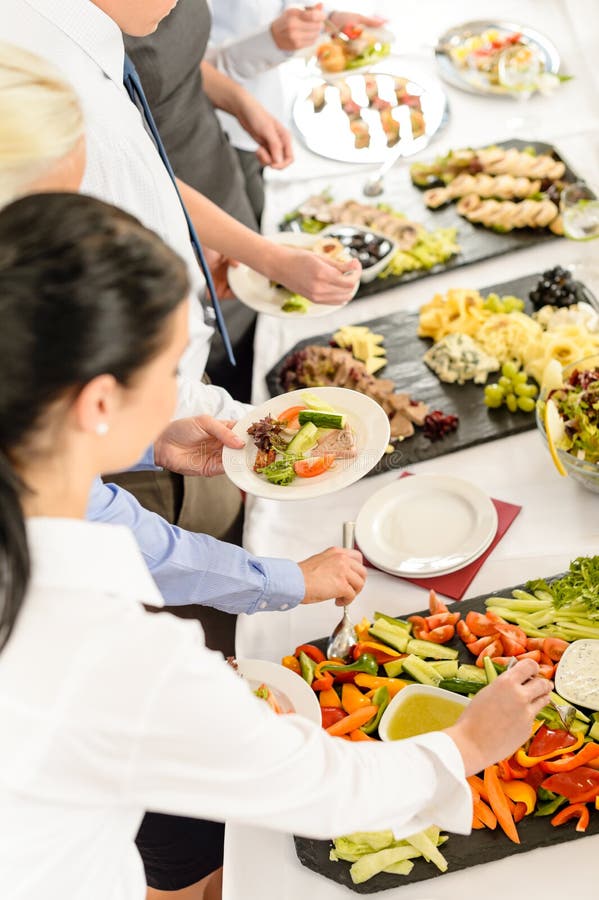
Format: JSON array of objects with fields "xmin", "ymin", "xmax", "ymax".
[
  {"xmin": 355, "ymin": 474, "xmax": 498, "ymax": 578},
  {"xmin": 227, "ymin": 232, "xmax": 354, "ymax": 320},
  {"xmin": 222, "ymin": 386, "xmax": 391, "ymax": 501},
  {"xmin": 236, "ymin": 658, "xmax": 321, "ymax": 724}
]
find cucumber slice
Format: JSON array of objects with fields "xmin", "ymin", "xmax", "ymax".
[
  {"xmin": 483, "ymin": 656, "xmax": 498, "ymax": 684},
  {"xmin": 439, "ymin": 678, "xmax": 484, "ymax": 696},
  {"xmin": 383, "ymin": 659, "xmax": 405, "ymax": 678},
  {"xmin": 368, "ymin": 622, "xmax": 409, "ymax": 653},
  {"xmin": 406, "ymin": 639, "xmax": 459, "ymax": 661},
  {"xmin": 429, "ymin": 660, "xmax": 459, "ymax": 679},
  {"xmin": 301, "ymin": 392, "xmax": 335, "ymax": 412},
  {"xmin": 298, "ymin": 410, "xmax": 346, "ymax": 430},
  {"xmin": 374, "ymin": 612, "xmax": 412, "ymax": 632},
  {"xmin": 550, "ymin": 692, "xmax": 589, "ymax": 723},
  {"xmin": 401, "ymin": 654, "xmax": 442, "ymax": 686},
  {"xmin": 285, "ymin": 422, "xmax": 318, "ymax": 456},
  {"xmin": 457, "ymin": 664, "xmax": 487, "ymax": 684},
  {"xmin": 589, "ymin": 721, "xmax": 599, "ymax": 742}
]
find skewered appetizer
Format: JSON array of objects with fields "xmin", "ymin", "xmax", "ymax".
[
  {"xmin": 424, "ymin": 173, "xmax": 543, "ymax": 207},
  {"xmin": 456, "ymin": 195, "xmax": 563, "ymax": 233},
  {"xmin": 411, "ymin": 146, "xmax": 566, "ymax": 188}
]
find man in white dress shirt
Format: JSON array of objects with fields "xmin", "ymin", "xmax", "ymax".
[{"xmin": 1, "ymin": 0, "xmax": 362, "ymax": 545}]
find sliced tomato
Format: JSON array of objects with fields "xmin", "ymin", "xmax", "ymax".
[
  {"xmin": 428, "ymin": 589, "xmax": 448, "ymax": 615},
  {"xmin": 498, "ymin": 634, "xmax": 527, "ymax": 657},
  {"xmin": 467, "ymin": 634, "xmax": 497, "ymax": 656},
  {"xmin": 278, "ymin": 405, "xmax": 307, "ymax": 431},
  {"xmin": 457, "ymin": 619, "xmax": 476, "ymax": 645},
  {"xmin": 341, "ymin": 23, "xmax": 363, "ymax": 39},
  {"xmin": 476, "ymin": 639, "xmax": 504, "ymax": 666},
  {"xmin": 425, "ymin": 625, "xmax": 455, "ymax": 644},
  {"xmin": 543, "ymin": 638, "xmax": 569, "ymax": 662},
  {"xmin": 294, "ymin": 455, "xmax": 336, "ymax": 478},
  {"xmin": 465, "ymin": 611, "xmax": 497, "ymax": 637}
]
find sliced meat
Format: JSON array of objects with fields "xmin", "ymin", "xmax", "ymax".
[
  {"xmin": 390, "ymin": 412, "xmax": 414, "ymax": 440},
  {"xmin": 311, "ymin": 424, "xmax": 358, "ymax": 459},
  {"xmin": 403, "ymin": 401, "xmax": 429, "ymax": 426},
  {"xmin": 386, "ymin": 392, "xmax": 412, "ymax": 412}
]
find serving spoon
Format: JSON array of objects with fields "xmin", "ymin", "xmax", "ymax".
[{"xmin": 326, "ymin": 522, "xmax": 358, "ymax": 660}]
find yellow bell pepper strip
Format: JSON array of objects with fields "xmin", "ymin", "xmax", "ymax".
[
  {"xmin": 351, "ymin": 641, "xmax": 403, "ymax": 665},
  {"xmin": 355, "ymin": 617, "xmax": 372, "ymax": 642},
  {"xmin": 321, "ymin": 652, "xmax": 380, "ymax": 684},
  {"xmin": 484, "ymin": 765, "xmax": 520, "ymax": 844},
  {"xmin": 500, "ymin": 780, "xmax": 537, "ymax": 815},
  {"xmin": 361, "ymin": 686, "xmax": 390, "ymax": 735},
  {"xmin": 354, "ymin": 674, "xmax": 407, "ymax": 697},
  {"xmin": 281, "ymin": 655, "xmax": 301, "ymax": 675},
  {"xmin": 319, "ymin": 688, "xmax": 341, "ymax": 708},
  {"xmin": 541, "ymin": 742, "xmax": 599, "ymax": 773},
  {"xmin": 325, "ymin": 704, "xmax": 378, "ymax": 736},
  {"xmin": 341, "ymin": 683, "xmax": 372, "ymax": 715},
  {"xmin": 595, "ymin": 795, "xmax": 599, "ymax": 811},
  {"xmin": 515, "ymin": 730, "xmax": 584, "ymax": 768},
  {"xmin": 551, "ymin": 802, "xmax": 590, "ymax": 832}
]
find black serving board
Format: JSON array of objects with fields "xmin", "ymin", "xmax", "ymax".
[
  {"xmin": 280, "ymin": 139, "xmax": 583, "ymax": 300},
  {"xmin": 266, "ymin": 272, "xmax": 542, "ymax": 475},
  {"xmin": 294, "ymin": 577, "xmax": 599, "ymax": 892}
]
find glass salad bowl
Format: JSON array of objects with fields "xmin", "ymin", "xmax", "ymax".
[{"xmin": 536, "ymin": 353, "xmax": 599, "ymax": 492}]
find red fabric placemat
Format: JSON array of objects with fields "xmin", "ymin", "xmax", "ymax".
[{"xmin": 358, "ymin": 474, "xmax": 521, "ymax": 601}]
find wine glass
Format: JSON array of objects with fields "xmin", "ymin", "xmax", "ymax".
[
  {"xmin": 497, "ymin": 44, "xmax": 542, "ymax": 99},
  {"xmin": 561, "ymin": 183, "xmax": 599, "ymax": 242}
]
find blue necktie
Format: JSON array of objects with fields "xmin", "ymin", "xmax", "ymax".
[{"xmin": 123, "ymin": 54, "xmax": 235, "ymax": 367}]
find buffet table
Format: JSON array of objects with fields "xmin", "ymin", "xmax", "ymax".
[{"xmin": 224, "ymin": 1, "xmax": 599, "ymax": 896}]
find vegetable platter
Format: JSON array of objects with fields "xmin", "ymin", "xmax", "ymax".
[
  {"xmin": 280, "ymin": 140, "xmax": 584, "ymax": 301},
  {"xmin": 288, "ymin": 563, "xmax": 599, "ymax": 892},
  {"xmin": 266, "ymin": 273, "xmax": 544, "ymax": 475}
]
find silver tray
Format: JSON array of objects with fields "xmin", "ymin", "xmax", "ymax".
[
  {"xmin": 435, "ymin": 19, "xmax": 560, "ymax": 97},
  {"xmin": 292, "ymin": 72, "xmax": 448, "ymax": 164}
]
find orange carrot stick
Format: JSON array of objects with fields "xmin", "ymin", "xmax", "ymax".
[
  {"xmin": 473, "ymin": 798, "xmax": 497, "ymax": 830},
  {"xmin": 484, "ymin": 765, "xmax": 520, "ymax": 844},
  {"xmin": 467, "ymin": 774, "xmax": 488, "ymax": 803},
  {"xmin": 471, "ymin": 815, "xmax": 485, "ymax": 830},
  {"xmin": 325, "ymin": 704, "xmax": 378, "ymax": 736},
  {"xmin": 349, "ymin": 729, "xmax": 377, "ymax": 742}
]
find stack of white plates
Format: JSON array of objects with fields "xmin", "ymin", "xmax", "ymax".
[{"xmin": 355, "ymin": 474, "xmax": 498, "ymax": 578}]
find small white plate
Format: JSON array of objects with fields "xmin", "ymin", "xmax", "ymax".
[
  {"xmin": 227, "ymin": 232, "xmax": 353, "ymax": 320},
  {"xmin": 355, "ymin": 474, "xmax": 498, "ymax": 577},
  {"xmin": 222, "ymin": 386, "xmax": 391, "ymax": 501},
  {"xmin": 236, "ymin": 658, "xmax": 321, "ymax": 724},
  {"xmin": 305, "ymin": 27, "xmax": 395, "ymax": 80}
]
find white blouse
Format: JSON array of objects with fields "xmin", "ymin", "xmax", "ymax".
[{"xmin": 0, "ymin": 518, "xmax": 471, "ymax": 900}]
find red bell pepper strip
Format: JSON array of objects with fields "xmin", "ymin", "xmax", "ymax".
[
  {"xmin": 311, "ymin": 673, "xmax": 334, "ymax": 692},
  {"xmin": 542, "ymin": 743, "xmax": 599, "ymax": 773},
  {"xmin": 542, "ymin": 766, "xmax": 599, "ymax": 803},
  {"xmin": 551, "ymin": 803, "xmax": 590, "ymax": 832},
  {"xmin": 321, "ymin": 707, "xmax": 347, "ymax": 729},
  {"xmin": 523, "ymin": 764, "xmax": 547, "ymax": 793},
  {"xmin": 295, "ymin": 644, "xmax": 326, "ymax": 664},
  {"xmin": 516, "ymin": 730, "xmax": 584, "ymax": 768},
  {"xmin": 529, "ymin": 725, "xmax": 580, "ymax": 758}
]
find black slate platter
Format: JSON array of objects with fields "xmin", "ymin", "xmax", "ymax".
[
  {"xmin": 280, "ymin": 139, "xmax": 583, "ymax": 300},
  {"xmin": 294, "ymin": 577, "xmax": 599, "ymax": 892},
  {"xmin": 266, "ymin": 272, "xmax": 542, "ymax": 476}
]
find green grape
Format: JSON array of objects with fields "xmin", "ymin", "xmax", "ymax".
[
  {"xmin": 501, "ymin": 362, "xmax": 518, "ymax": 380},
  {"xmin": 484, "ymin": 384, "xmax": 504, "ymax": 408},
  {"xmin": 514, "ymin": 383, "xmax": 538, "ymax": 398},
  {"xmin": 499, "ymin": 375, "xmax": 512, "ymax": 391},
  {"xmin": 517, "ymin": 396, "xmax": 536, "ymax": 412},
  {"xmin": 513, "ymin": 371, "xmax": 527, "ymax": 384},
  {"xmin": 506, "ymin": 393, "xmax": 518, "ymax": 413}
]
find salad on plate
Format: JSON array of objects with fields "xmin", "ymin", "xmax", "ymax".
[{"xmin": 315, "ymin": 24, "xmax": 392, "ymax": 74}]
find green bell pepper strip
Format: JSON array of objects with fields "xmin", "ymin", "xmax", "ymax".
[
  {"xmin": 534, "ymin": 788, "xmax": 568, "ymax": 817},
  {"xmin": 299, "ymin": 650, "xmax": 318, "ymax": 686},
  {"xmin": 361, "ymin": 686, "xmax": 390, "ymax": 735},
  {"xmin": 321, "ymin": 653, "xmax": 380, "ymax": 680}
]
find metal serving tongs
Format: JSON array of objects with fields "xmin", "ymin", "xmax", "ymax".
[
  {"xmin": 326, "ymin": 522, "xmax": 358, "ymax": 660},
  {"xmin": 506, "ymin": 657, "xmax": 576, "ymax": 731}
]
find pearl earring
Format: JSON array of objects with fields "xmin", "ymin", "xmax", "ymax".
[{"xmin": 96, "ymin": 422, "xmax": 109, "ymax": 436}]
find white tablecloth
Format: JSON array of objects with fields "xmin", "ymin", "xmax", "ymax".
[{"xmin": 224, "ymin": 2, "xmax": 599, "ymax": 896}]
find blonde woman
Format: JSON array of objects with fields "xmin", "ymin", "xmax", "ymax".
[{"xmin": 0, "ymin": 42, "xmax": 85, "ymax": 205}]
